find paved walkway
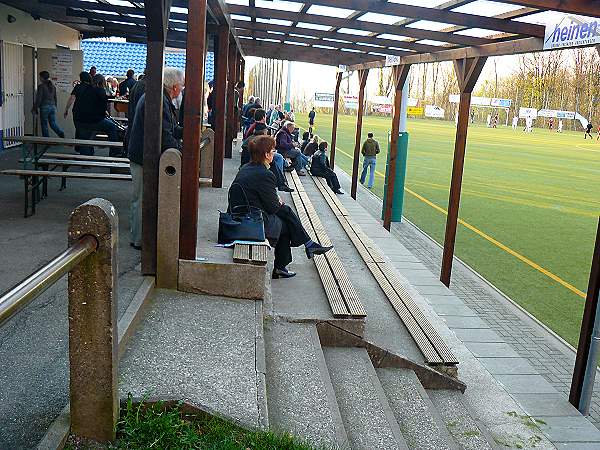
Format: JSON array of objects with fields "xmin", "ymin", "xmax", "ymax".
[{"xmin": 337, "ymin": 171, "xmax": 600, "ymax": 430}]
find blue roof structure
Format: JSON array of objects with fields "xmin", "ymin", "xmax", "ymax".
[{"xmin": 81, "ymin": 40, "xmax": 214, "ymax": 80}]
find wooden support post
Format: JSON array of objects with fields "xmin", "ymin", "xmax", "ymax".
[
  {"xmin": 238, "ymin": 57, "xmax": 245, "ymax": 132},
  {"xmin": 350, "ymin": 68, "xmax": 369, "ymax": 200},
  {"xmin": 383, "ymin": 64, "xmax": 411, "ymax": 231},
  {"xmin": 68, "ymin": 199, "xmax": 118, "ymax": 441},
  {"xmin": 570, "ymin": 218, "xmax": 600, "ymax": 408},
  {"xmin": 212, "ymin": 25, "xmax": 229, "ymax": 188},
  {"xmin": 225, "ymin": 39, "xmax": 237, "ymax": 159},
  {"xmin": 179, "ymin": 0, "xmax": 206, "ymax": 260},
  {"xmin": 440, "ymin": 56, "xmax": 487, "ymax": 286},
  {"xmin": 330, "ymin": 71, "xmax": 342, "ymax": 169},
  {"xmin": 141, "ymin": 0, "xmax": 170, "ymax": 275}
]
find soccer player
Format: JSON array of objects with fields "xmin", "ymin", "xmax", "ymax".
[
  {"xmin": 548, "ymin": 117, "xmax": 554, "ymax": 131},
  {"xmin": 557, "ymin": 119, "xmax": 563, "ymax": 133},
  {"xmin": 512, "ymin": 116, "xmax": 518, "ymax": 130},
  {"xmin": 585, "ymin": 122, "xmax": 593, "ymax": 139}
]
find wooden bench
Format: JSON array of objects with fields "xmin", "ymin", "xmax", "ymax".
[
  {"xmin": 233, "ymin": 243, "xmax": 269, "ymax": 266},
  {"xmin": 44, "ymin": 152, "xmax": 129, "ymax": 163},
  {"xmin": 0, "ymin": 169, "xmax": 131, "ymax": 218},
  {"xmin": 311, "ymin": 175, "xmax": 458, "ymax": 370},
  {"xmin": 286, "ymin": 171, "xmax": 366, "ymax": 319}
]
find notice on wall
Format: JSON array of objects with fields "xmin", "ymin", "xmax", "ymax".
[
  {"xmin": 314, "ymin": 92, "xmax": 335, "ymax": 108},
  {"xmin": 51, "ymin": 51, "xmax": 73, "ymax": 92},
  {"xmin": 544, "ymin": 16, "xmax": 600, "ymax": 50},
  {"xmin": 343, "ymin": 94, "xmax": 359, "ymax": 109}
]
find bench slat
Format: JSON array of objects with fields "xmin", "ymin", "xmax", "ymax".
[
  {"xmin": 45, "ymin": 152, "xmax": 129, "ymax": 163},
  {"xmin": 251, "ymin": 245, "xmax": 268, "ymax": 265},
  {"xmin": 0, "ymin": 169, "xmax": 131, "ymax": 180},
  {"xmin": 233, "ymin": 244, "xmax": 251, "ymax": 263},
  {"xmin": 2, "ymin": 135, "xmax": 123, "ymax": 148},
  {"xmin": 36, "ymin": 158, "xmax": 130, "ymax": 169}
]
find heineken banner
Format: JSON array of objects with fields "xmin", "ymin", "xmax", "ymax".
[
  {"xmin": 544, "ymin": 16, "xmax": 600, "ymax": 50},
  {"xmin": 314, "ymin": 92, "xmax": 335, "ymax": 108}
]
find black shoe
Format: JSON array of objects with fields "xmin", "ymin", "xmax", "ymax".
[
  {"xmin": 130, "ymin": 243, "xmax": 141, "ymax": 250},
  {"xmin": 334, "ymin": 189, "xmax": 344, "ymax": 195},
  {"xmin": 272, "ymin": 267, "xmax": 296, "ymax": 279},
  {"xmin": 278, "ymin": 185, "xmax": 295, "ymax": 193},
  {"xmin": 305, "ymin": 242, "xmax": 333, "ymax": 259},
  {"xmin": 284, "ymin": 165, "xmax": 294, "ymax": 172}
]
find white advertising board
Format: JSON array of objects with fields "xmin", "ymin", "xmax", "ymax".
[
  {"xmin": 519, "ymin": 107, "xmax": 538, "ymax": 119},
  {"xmin": 371, "ymin": 95, "xmax": 392, "ymax": 105},
  {"xmin": 538, "ymin": 109, "xmax": 576, "ymax": 119},
  {"xmin": 343, "ymin": 94, "xmax": 359, "ymax": 109},
  {"xmin": 425, "ymin": 105, "xmax": 445, "ymax": 118},
  {"xmin": 449, "ymin": 95, "xmax": 511, "ymax": 108},
  {"xmin": 314, "ymin": 92, "xmax": 335, "ymax": 108},
  {"xmin": 544, "ymin": 16, "xmax": 600, "ymax": 50}
]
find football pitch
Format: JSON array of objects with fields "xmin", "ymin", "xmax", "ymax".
[{"xmin": 298, "ymin": 113, "xmax": 600, "ymax": 347}]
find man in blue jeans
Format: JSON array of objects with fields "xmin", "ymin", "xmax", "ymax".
[
  {"xmin": 360, "ymin": 132, "xmax": 380, "ymax": 189},
  {"xmin": 32, "ymin": 71, "xmax": 65, "ymax": 138}
]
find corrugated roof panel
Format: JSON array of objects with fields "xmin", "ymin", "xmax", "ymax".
[{"xmin": 81, "ymin": 40, "xmax": 215, "ymax": 81}]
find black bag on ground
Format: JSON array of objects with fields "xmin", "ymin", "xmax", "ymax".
[{"xmin": 218, "ymin": 183, "xmax": 265, "ymax": 244}]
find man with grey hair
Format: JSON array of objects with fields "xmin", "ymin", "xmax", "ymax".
[
  {"xmin": 127, "ymin": 67, "xmax": 184, "ymax": 250},
  {"xmin": 275, "ymin": 121, "xmax": 309, "ymax": 175}
]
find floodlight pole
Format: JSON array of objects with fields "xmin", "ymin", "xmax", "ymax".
[
  {"xmin": 179, "ymin": 0, "xmax": 207, "ymax": 260},
  {"xmin": 351, "ymin": 69, "xmax": 369, "ymax": 200},
  {"xmin": 570, "ymin": 217, "xmax": 600, "ymax": 412},
  {"xmin": 440, "ymin": 56, "xmax": 487, "ymax": 287},
  {"xmin": 383, "ymin": 64, "xmax": 411, "ymax": 231},
  {"xmin": 330, "ymin": 71, "xmax": 343, "ymax": 169},
  {"xmin": 141, "ymin": 0, "xmax": 171, "ymax": 275}
]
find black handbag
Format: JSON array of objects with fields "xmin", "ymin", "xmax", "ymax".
[{"xmin": 218, "ymin": 183, "xmax": 266, "ymax": 244}]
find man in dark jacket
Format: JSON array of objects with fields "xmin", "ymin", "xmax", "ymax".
[
  {"xmin": 310, "ymin": 142, "xmax": 342, "ymax": 194},
  {"xmin": 360, "ymin": 132, "xmax": 380, "ymax": 189},
  {"xmin": 275, "ymin": 121, "xmax": 308, "ymax": 175},
  {"xmin": 127, "ymin": 67, "xmax": 184, "ymax": 249},
  {"xmin": 119, "ymin": 69, "xmax": 136, "ymax": 96}
]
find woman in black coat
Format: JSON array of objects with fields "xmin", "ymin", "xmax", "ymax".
[
  {"xmin": 229, "ymin": 135, "xmax": 333, "ymax": 278},
  {"xmin": 310, "ymin": 142, "xmax": 343, "ymax": 194}
]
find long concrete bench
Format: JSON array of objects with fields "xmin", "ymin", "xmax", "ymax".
[
  {"xmin": 312, "ymin": 175, "xmax": 458, "ymax": 371},
  {"xmin": 0, "ymin": 169, "xmax": 130, "ymax": 217},
  {"xmin": 286, "ymin": 171, "xmax": 366, "ymax": 319},
  {"xmin": 233, "ymin": 243, "xmax": 269, "ymax": 266}
]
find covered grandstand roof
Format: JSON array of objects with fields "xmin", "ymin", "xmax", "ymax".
[{"xmin": 81, "ymin": 40, "xmax": 215, "ymax": 80}]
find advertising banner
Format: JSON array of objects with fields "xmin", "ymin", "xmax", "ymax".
[
  {"xmin": 544, "ymin": 16, "xmax": 600, "ymax": 50},
  {"xmin": 407, "ymin": 106, "xmax": 424, "ymax": 116},
  {"xmin": 519, "ymin": 107, "xmax": 538, "ymax": 119},
  {"xmin": 538, "ymin": 109, "xmax": 576, "ymax": 119},
  {"xmin": 314, "ymin": 92, "xmax": 335, "ymax": 108},
  {"xmin": 371, "ymin": 95, "xmax": 392, "ymax": 105},
  {"xmin": 491, "ymin": 98, "xmax": 512, "ymax": 108},
  {"xmin": 425, "ymin": 105, "xmax": 445, "ymax": 118},
  {"xmin": 343, "ymin": 94, "xmax": 359, "ymax": 109},
  {"xmin": 449, "ymin": 95, "xmax": 511, "ymax": 108},
  {"xmin": 373, "ymin": 104, "xmax": 392, "ymax": 114}
]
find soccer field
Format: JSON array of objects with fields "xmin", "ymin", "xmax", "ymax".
[{"xmin": 298, "ymin": 113, "xmax": 600, "ymax": 347}]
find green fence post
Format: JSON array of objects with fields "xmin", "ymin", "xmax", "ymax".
[{"xmin": 382, "ymin": 131, "xmax": 409, "ymax": 222}]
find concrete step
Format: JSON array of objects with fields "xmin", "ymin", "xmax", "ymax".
[
  {"xmin": 377, "ymin": 368, "xmax": 458, "ymax": 450},
  {"xmin": 323, "ymin": 346, "xmax": 409, "ymax": 450},
  {"xmin": 426, "ymin": 389, "xmax": 496, "ymax": 450},
  {"xmin": 264, "ymin": 320, "xmax": 348, "ymax": 448}
]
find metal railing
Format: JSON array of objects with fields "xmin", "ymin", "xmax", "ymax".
[{"xmin": 0, "ymin": 235, "xmax": 97, "ymax": 326}]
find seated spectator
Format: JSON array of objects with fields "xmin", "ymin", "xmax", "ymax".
[
  {"xmin": 64, "ymin": 72, "xmax": 119, "ymax": 155},
  {"xmin": 310, "ymin": 142, "xmax": 343, "ymax": 194},
  {"xmin": 275, "ymin": 121, "xmax": 309, "ymax": 175},
  {"xmin": 119, "ymin": 69, "xmax": 136, "ymax": 97},
  {"xmin": 229, "ymin": 135, "xmax": 332, "ymax": 279},
  {"xmin": 244, "ymin": 108, "xmax": 266, "ymax": 139},
  {"xmin": 127, "ymin": 67, "xmax": 184, "ymax": 250},
  {"xmin": 300, "ymin": 131, "xmax": 310, "ymax": 153},
  {"xmin": 269, "ymin": 105, "xmax": 281, "ymax": 125},
  {"xmin": 303, "ymin": 135, "xmax": 319, "ymax": 157}
]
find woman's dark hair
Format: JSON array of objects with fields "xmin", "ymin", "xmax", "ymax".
[
  {"xmin": 247, "ymin": 108, "xmax": 257, "ymax": 120},
  {"xmin": 249, "ymin": 135, "xmax": 276, "ymax": 164},
  {"xmin": 39, "ymin": 71, "xmax": 53, "ymax": 88},
  {"xmin": 79, "ymin": 71, "xmax": 92, "ymax": 84},
  {"xmin": 319, "ymin": 142, "xmax": 328, "ymax": 151},
  {"xmin": 93, "ymin": 74, "xmax": 106, "ymax": 89},
  {"xmin": 254, "ymin": 108, "xmax": 266, "ymax": 121},
  {"xmin": 302, "ymin": 131, "xmax": 309, "ymax": 140}
]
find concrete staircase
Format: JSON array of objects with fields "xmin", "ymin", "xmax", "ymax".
[{"xmin": 264, "ymin": 320, "xmax": 499, "ymax": 450}]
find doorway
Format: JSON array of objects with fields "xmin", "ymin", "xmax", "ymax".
[{"xmin": 0, "ymin": 41, "xmax": 25, "ymax": 148}]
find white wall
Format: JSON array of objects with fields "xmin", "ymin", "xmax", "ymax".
[
  {"xmin": 0, "ymin": 4, "xmax": 80, "ymax": 50},
  {"xmin": 1, "ymin": 4, "xmax": 82, "ymax": 144}
]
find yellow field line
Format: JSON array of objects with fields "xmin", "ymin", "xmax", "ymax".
[{"xmin": 325, "ymin": 142, "xmax": 586, "ymax": 299}]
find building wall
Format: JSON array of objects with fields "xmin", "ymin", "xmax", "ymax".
[{"xmin": 1, "ymin": 4, "xmax": 82, "ymax": 147}]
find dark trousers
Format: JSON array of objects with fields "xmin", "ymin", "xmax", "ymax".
[
  {"xmin": 273, "ymin": 204, "xmax": 310, "ymax": 269},
  {"xmin": 315, "ymin": 168, "xmax": 341, "ymax": 192},
  {"xmin": 74, "ymin": 119, "xmax": 119, "ymax": 155}
]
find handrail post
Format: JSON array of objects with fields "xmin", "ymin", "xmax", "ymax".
[
  {"xmin": 68, "ymin": 198, "xmax": 119, "ymax": 441},
  {"xmin": 157, "ymin": 149, "xmax": 182, "ymax": 289}
]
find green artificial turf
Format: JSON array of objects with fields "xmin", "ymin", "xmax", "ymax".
[{"xmin": 298, "ymin": 112, "xmax": 600, "ymax": 346}]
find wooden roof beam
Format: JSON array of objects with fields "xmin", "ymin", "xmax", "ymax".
[
  {"xmin": 494, "ymin": 0, "xmax": 600, "ymax": 18},
  {"xmin": 227, "ymin": 4, "xmax": 492, "ymax": 46},
  {"xmin": 281, "ymin": 0, "xmax": 545, "ymax": 37},
  {"xmin": 232, "ymin": 19, "xmax": 444, "ymax": 53}
]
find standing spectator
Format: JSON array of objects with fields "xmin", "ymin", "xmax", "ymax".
[
  {"xmin": 119, "ymin": 69, "xmax": 136, "ymax": 97},
  {"xmin": 308, "ymin": 107, "xmax": 316, "ymax": 133},
  {"xmin": 89, "ymin": 66, "xmax": 97, "ymax": 78},
  {"xmin": 360, "ymin": 132, "xmax": 380, "ymax": 189},
  {"xmin": 206, "ymin": 79, "xmax": 215, "ymax": 128},
  {"xmin": 127, "ymin": 67, "xmax": 184, "ymax": 250},
  {"xmin": 310, "ymin": 142, "xmax": 342, "ymax": 194},
  {"xmin": 32, "ymin": 70, "xmax": 64, "ymax": 138},
  {"xmin": 470, "ymin": 109, "xmax": 475, "ymax": 124}
]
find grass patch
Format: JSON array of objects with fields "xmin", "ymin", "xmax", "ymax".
[
  {"xmin": 65, "ymin": 396, "xmax": 322, "ymax": 450},
  {"xmin": 298, "ymin": 113, "xmax": 600, "ymax": 346}
]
